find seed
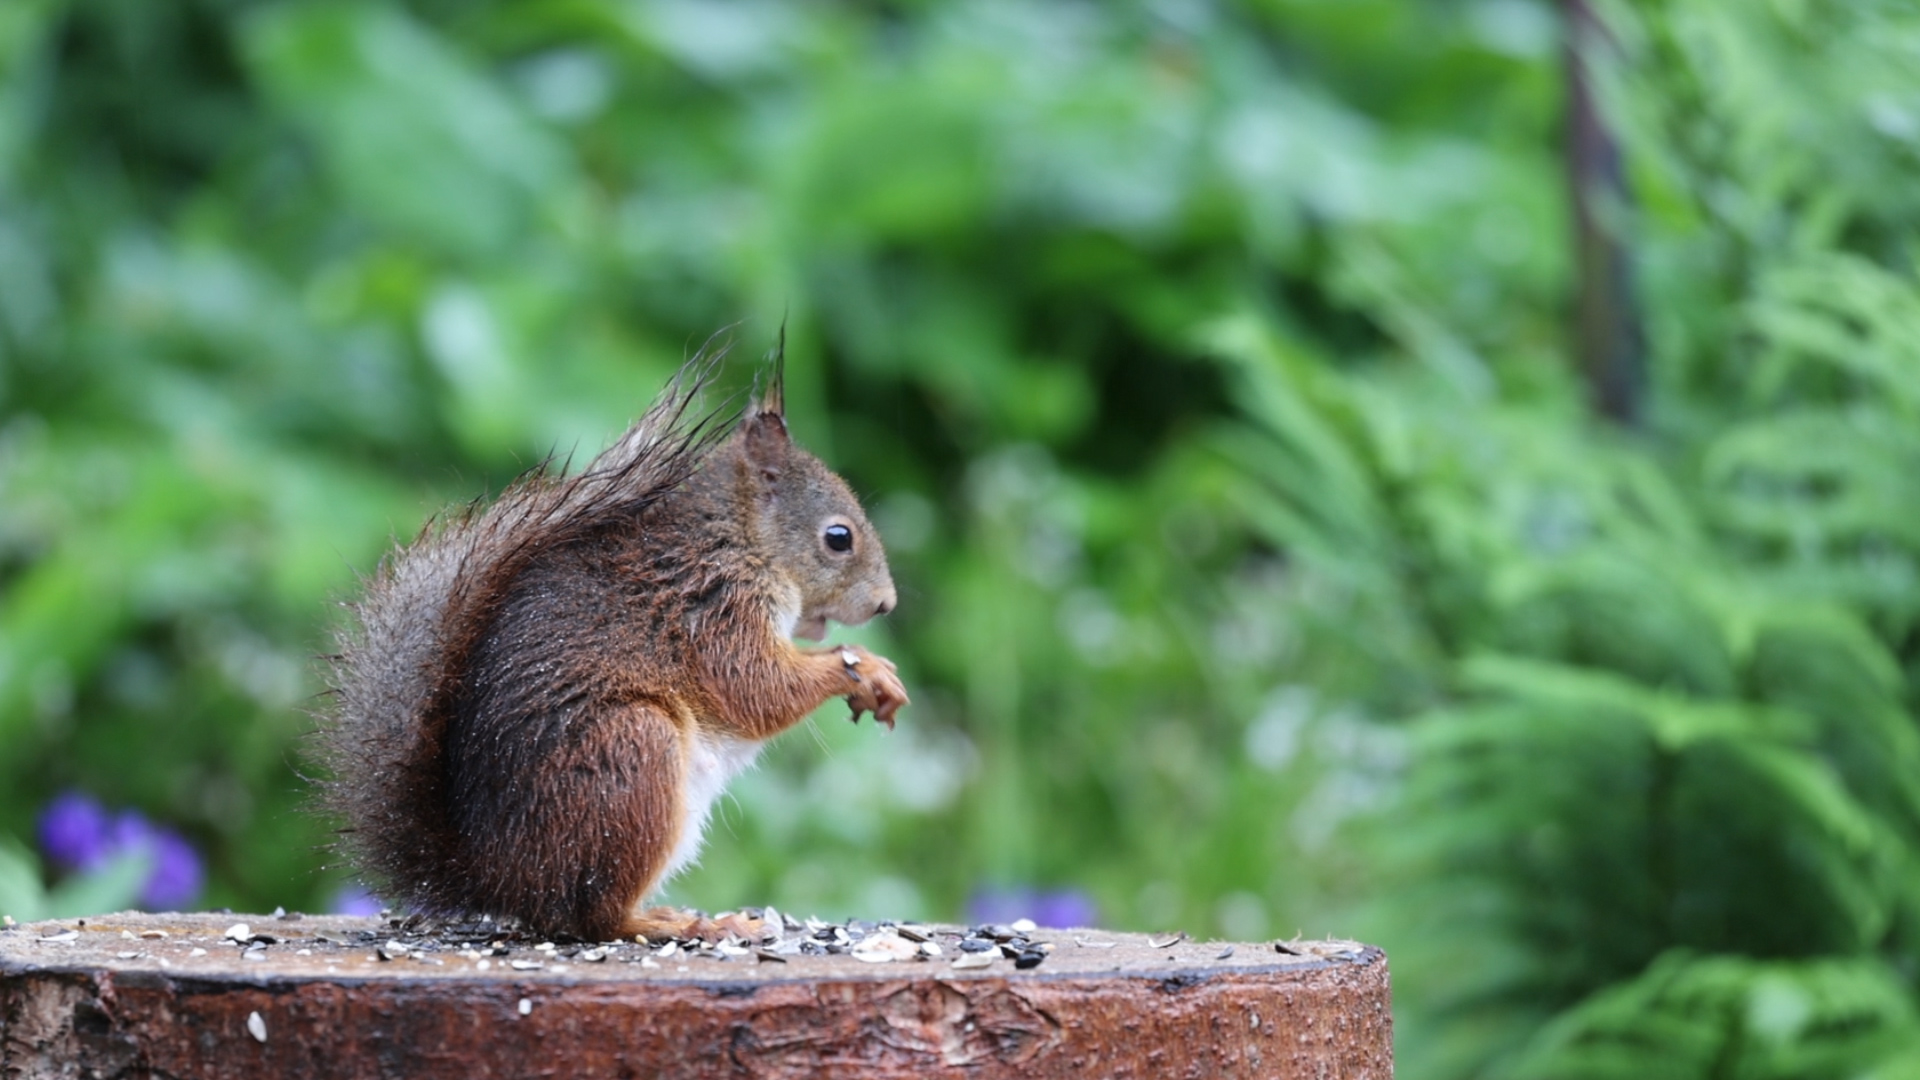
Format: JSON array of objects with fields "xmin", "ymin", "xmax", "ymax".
[
  {"xmin": 851, "ymin": 932, "xmax": 918, "ymax": 963},
  {"xmin": 189, "ymin": 948, "xmax": 208, "ymax": 957},
  {"xmin": 246, "ymin": 1012, "xmax": 267, "ymax": 1043},
  {"xmin": 377, "ymin": 941, "xmax": 408, "ymax": 961},
  {"xmin": 1013, "ymin": 948, "xmax": 1047, "ymax": 970},
  {"xmin": 39, "ymin": 931, "xmax": 78, "ymax": 943},
  {"xmin": 950, "ymin": 952, "xmax": 997, "ymax": 970},
  {"xmin": 224, "ymin": 923, "xmax": 251, "ymax": 943},
  {"xmin": 139, "ymin": 930, "xmax": 168, "ymax": 940},
  {"xmin": 517, "ymin": 998, "xmax": 532, "ymax": 1016},
  {"xmin": 1010, "ymin": 918, "xmax": 1037, "ymax": 933},
  {"xmin": 579, "ymin": 948, "xmax": 609, "ymax": 962},
  {"xmin": 755, "ymin": 949, "xmax": 787, "ymax": 964},
  {"xmin": 117, "ymin": 951, "xmax": 139, "ymax": 959},
  {"xmin": 1149, "ymin": 932, "xmax": 1187, "ymax": 949},
  {"xmin": 508, "ymin": 960, "xmax": 542, "ymax": 971}
]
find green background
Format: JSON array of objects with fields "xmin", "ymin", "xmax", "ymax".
[{"xmin": 7, "ymin": 1, "xmax": 1920, "ymax": 1076}]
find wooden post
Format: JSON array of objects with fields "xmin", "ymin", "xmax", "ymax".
[{"xmin": 2, "ymin": 911, "xmax": 1391, "ymax": 1078}]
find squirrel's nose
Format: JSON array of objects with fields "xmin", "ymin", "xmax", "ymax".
[{"xmin": 875, "ymin": 587, "xmax": 897, "ymax": 617}]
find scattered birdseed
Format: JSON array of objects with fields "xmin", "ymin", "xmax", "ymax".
[
  {"xmin": 919, "ymin": 941, "xmax": 943, "ymax": 958},
  {"xmin": 122, "ymin": 930, "xmax": 135, "ymax": 940},
  {"xmin": 1013, "ymin": 948, "xmax": 1047, "ymax": 970},
  {"xmin": 579, "ymin": 947, "xmax": 609, "ymax": 962},
  {"xmin": 2, "ymin": 915, "xmax": 13, "ymax": 928},
  {"xmin": 755, "ymin": 949, "xmax": 787, "ymax": 964},
  {"xmin": 1273, "ymin": 940, "xmax": 1302, "ymax": 955},
  {"xmin": 377, "ymin": 941, "xmax": 408, "ymax": 961},
  {"xmin": 517, "ymin": 998, "xmax": 532, "ymax": 1017},
  {"xmin": 476, "ymin": 960, "xmax": 491, "ymax": 971},
  {"xmin": 1217, "ymin": 946, "xmax": 1236, "ymax": 960},
  {"xmin": 139, "ymin": 930, "xmax": 168, "ymax": 940},
  {"xmin": 1149, "ymin": 932, "xmax": 1188, "ymax": 949},
  {"xmin": 951, "ymin": 952, "xmax": 997, "ymax": 970},
  {"xmin": 640, "ymin": 957, "xmax": 660, "ymax": 969},
  {"xmin": 246, "ymin": 1012, "xmax": 267, "ymax": 1044},
  {"xmin": 1075, "ymin": 937, "xmax": 1115, "ymax": 948},
  {"xmin": 189, "ymin": 948, "xmax": 207, "ymax": 958},
  {"xmin": 117, "ymin": 951, "xmax": 139, "ymax": 959},
  {"xmin": 272, "ymin": 907, "xmax": 286, "ymax": 918},
  {"xmin": 39, "ymin": 931, "xmax": 77, "ymax": 943},
  {"xmin": 242, "ymin": 946, "xmax": 268, "ymax": 962},
  {"xmin": 224, "ymin": 923, "xmax": 251, "ymax": 943},
  {"xmin": 1010, "ymin": 918, "xmax": 1037, "ymax": 934},
  {"xmin": 508, "ymin": 960, "xmax": 542, "ymax": 971}
]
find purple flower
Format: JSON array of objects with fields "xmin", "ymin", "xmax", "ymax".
[
  {"xmin": 329, "ymin": 884, "xmax": 384, "ymax": 917},
  {"xmin": 967, "ymin": 887, "xmax": 1099, "ymax": 930},
  {"xmin": 121, "ymin": 818, "xmax": 204, "ymax": 910},
  {"xmin": 36, "ymin": 792, "xmax": 204, "ymax": 910},
  {"xmin": 38, "ymin": 791, "xmax": 114, "ymax": 871}
]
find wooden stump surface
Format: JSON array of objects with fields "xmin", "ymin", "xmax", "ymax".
[{"xmin": 2, "ymin": 911, "xmax": 1390, "ymax": 1079}]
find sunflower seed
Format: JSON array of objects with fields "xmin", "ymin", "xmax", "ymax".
[
  {"xmin": 851, "ymin": 932, "xmax": 919, "ymax": 963},
  {"xmin": 951, "ymin": 951, "xmax": 997, "ymax": 970},
  {"xmin": 1217, "ymin": 946, "xmax": 1236, "ymax": 960},
  {"xmin": 39, "ymin": 931, "xmax": 78, "ymax": 943},
  {"xmin": 1010, "ymin": 918, "xmax": 1037, "ymax": 933},
  {"xmin": 1149, "ymin": 932, "xmax": 1187, "ymax": 949},
  {"xmin": 508, "ymin": 959, "xmax": 542, "ymax": 971},
  {"xmin": 224, "ymin": 923, "xmax": 251, "ymax": 943},
  {"xmin": 579, "ymin": 947, "xmax": 609, "ymax": 962},
  {"xmin": 247, "ymin": 1012, "xmax": 267, "ymax": 1043},
  {"xmin": 517, "ymin": 998, "xmax": 532, "ymax": 1016}
]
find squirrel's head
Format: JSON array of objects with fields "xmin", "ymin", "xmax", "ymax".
[{"xmin": 730, "ymin": 366, "xmax": 897, "ymax": 643}]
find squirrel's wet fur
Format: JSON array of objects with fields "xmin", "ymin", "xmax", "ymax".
[{"xmin": 316, "ymin": 341, "xmax": 906, "ymax": 941}]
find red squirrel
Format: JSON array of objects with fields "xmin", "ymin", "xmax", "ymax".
[{"xmin": 316, "ymin": 344, "xmax": 908, "ymax": 942}]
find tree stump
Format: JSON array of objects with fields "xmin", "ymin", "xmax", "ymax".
[{"xmin": 1, "ymin": 911, "xmax": 1390, "ymax": 1078}]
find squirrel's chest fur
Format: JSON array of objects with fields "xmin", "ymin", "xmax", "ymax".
[{"xmin": 665, "ymin": 730, "xmax": 762, "ymax": 883}]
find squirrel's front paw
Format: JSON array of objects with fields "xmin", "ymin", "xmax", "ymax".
[{"xmin": 836, "ymin": 645, "xmax": 909, "ymax": 730}]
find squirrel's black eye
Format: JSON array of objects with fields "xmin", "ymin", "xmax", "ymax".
[{"xmin": 824, "ymin": 524, "xmax": 854, "ymax": 553}]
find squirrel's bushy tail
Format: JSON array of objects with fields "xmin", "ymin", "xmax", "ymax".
[{"xmin": 315, "ymin": 351, "xmax": 732, "ymax": 915}]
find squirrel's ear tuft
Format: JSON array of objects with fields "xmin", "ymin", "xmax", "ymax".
[{"xmin": 754, "ymin": 322, "xmax": 787, "ymax": 418}]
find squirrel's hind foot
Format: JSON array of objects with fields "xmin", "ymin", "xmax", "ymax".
[{"xmin": 624, "ymin": 906, "xmax": 767, "ymax": 945}]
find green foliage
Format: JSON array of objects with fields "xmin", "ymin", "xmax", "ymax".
[{"xmin": 3, "ymin": 1, "xmax": 1919, "ymax": 1078}]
